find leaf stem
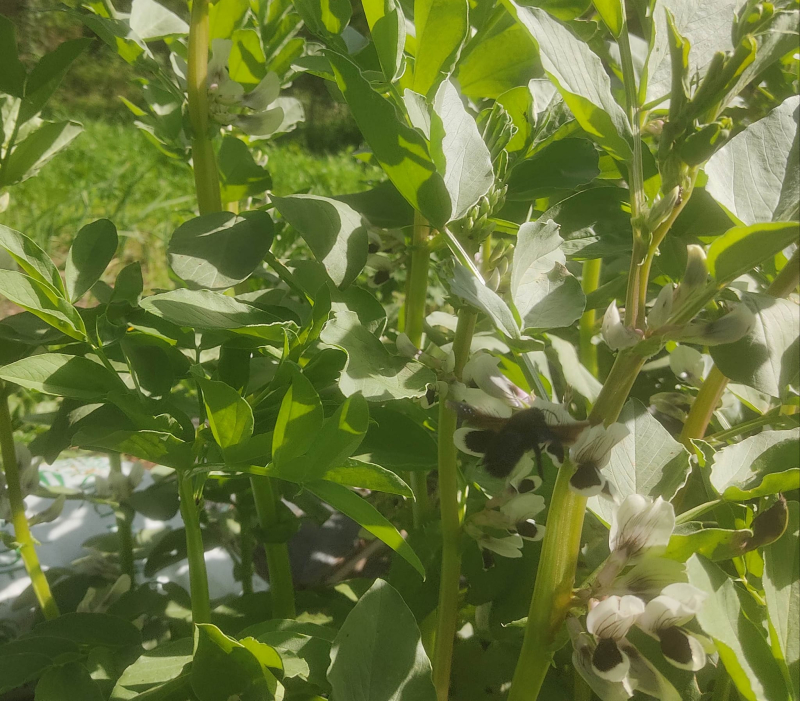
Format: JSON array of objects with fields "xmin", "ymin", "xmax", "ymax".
[
  {"xmin": 432, "ymin": 307, "xmax": 477, "ymax": 701},
  {"xmin": 675, "ymin": 498, "xmax": 725, "ymax": 525},
  {"xmin": 579, "ymin": 259, "xmax": 602, "ymax": 377},
  {"xmin": 109, "ymin": 452, "xmax": 135, "ymax": 584},
  {"xmin": 239, "ymin": 506, "xmax": 254, "ymax": 595},
  {"xmin": 405, "ymin": 211, "xmax": 433, "ymax": 527},
  {"xmin": 0, "ymin": 385, "xmax": 59, "ymax": 619},
  {"xmin": 187, "ymin": 0, "xmax": 222, "ymax": 214},
  {"xmin": 251, "ymin": 476, "xmax": 296, "ymax": 618},
  {"xmin": 178, "ymin": 471, "xmax": 211, "ymax": 623}
]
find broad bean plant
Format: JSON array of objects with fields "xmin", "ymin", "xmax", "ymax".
[{"xmin": 0, "ymin": 0, "xmax": 798, "ymax": 699}]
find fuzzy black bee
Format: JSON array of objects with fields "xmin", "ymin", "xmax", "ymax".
[{"xmin": 450, "ymin": 402, "xmax": 588, "ymax": 479}]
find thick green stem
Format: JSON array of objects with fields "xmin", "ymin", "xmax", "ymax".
[
  {"xmin": 588, "ymin": 349, "xmax": 647, "ymax": 426},
  {"xmin": 239, "ymin": 508, "xmax": 254, "ymax": 595},
  {"xmin": 187, "ymin": 0, "xmax": 222, "ymax": 214},
  {"xmin": 579, "ymin": 259, "xmax": 602, "ymax": 377},
  {"xmin": 675, "ymin": 498, "xmax": 725, "ymax": 525},
  {"xmin": 251, "ymin": 476, "xmax": 296, "ymax": 618},
  {"xmin": 0, "ymin": 387, "xmax": 59, "ymax": 620},
  {"xmin": 110, "ymin": 453, "xmax": 135, "ymax": 584},
  {"xmin": 405, "ymin": 211, "xmax": 433, "ymax": 527},
  {"xmin": 681, "ymin": 250, "xmax": 800, "ymax": 445},
  {"xmin": 432, "ymin": 308, "xmax": 477, "ymax": 701},
  {"xmin": 507, "ymin": 461, "xmax": 587, "ymax": 701},
  {"xmin": 178, "ymin": 472, "xmax": 211, "ymax": 624}
]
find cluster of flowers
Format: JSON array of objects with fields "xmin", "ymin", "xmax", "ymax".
[{"xmin": 574, "ymin": 495, "xmax": 712, "ymax": 697}]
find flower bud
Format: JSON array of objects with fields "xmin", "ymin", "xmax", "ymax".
[
  {"xmin": 747, "ymin": 494, "xmax": 788, "ymax": 548},
  {"xmin": 646, "ymin": 187, "xmax": 681, "ymax": 233},
  {"xmin": 675, "ymin": 245, "xmax": 708, "ymax": 305},
  {"xmin": 609, "ymin": 495, "xmax": 675, "ymax": 561},
  {"xmin": 647, "ymin": 283, "xmax": 675, "ymax": 330},
  {"xmin": 601, "ymin": 302, "xmax": 641, "ymax": 350},
  {"xmin": 677, "ymin": 303, "xmax": 756, "ymax": 345}
]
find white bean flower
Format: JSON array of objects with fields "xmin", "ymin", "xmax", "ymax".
[
  {"xmin": 610, "ymin": 495, "xmax": 675, "ymax": 561},
  {"xmin": 568, "ymin": 423, "xmax": 629, "ymax": 496},
  {"xmin": 462, "ymin": 353, "xmax": 532, "ymax": 409},
  {"xmin": 586, "ymin": 595, "xmax": 646, "ymax": 681},
  {"xmin": 637, "ymin": 583, "xmax": 710, "ymax": 670},
  {"xmin": 608, "ymin": 557, "xmax": 688, "ymax": 599}
]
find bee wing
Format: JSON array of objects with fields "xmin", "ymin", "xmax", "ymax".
[{"xmin": 447, "ymin": 401, "xmax": 509, "ymax": 430}]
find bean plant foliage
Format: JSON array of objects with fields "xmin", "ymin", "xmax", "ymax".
[{"xmin": 0, "ymin": 0, "xmax": 798, "ymax": 700}]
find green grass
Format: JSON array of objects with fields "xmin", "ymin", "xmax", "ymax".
[{"xmin": 2, "ymin": 121, "xmax": 381, "ymax": 291}]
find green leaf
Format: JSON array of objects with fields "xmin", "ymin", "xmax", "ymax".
[
  {"xmin": 429, "ymin": 80, "xmax": 494, "ymax": 221},
  {"xmin": 320, "ymin": 311, "xmax": 436, "ymax": 401},
  {"xmin": 0, "ymin": 353, "xmax": 119, "ymax": 399},
  {"xmin": 510, "ymin": 218, "xmax": 585, "ymax": 331},
  {"xmin": 413, "ymin": 0, "xmax": 468, "ymax": 98},
  {"xmin": 363, "ymin": 0, "xmax": 405, "ymax": 82},
  {"xmin": 706, "ymin": 96, "xmax": 799, "ymax": 225},
  {"xmin": 140, "ymin": 288, "xmax": 281, "ymax": 330},
  {"xmin": 706, "ymin": 222, "xmax": 800, "ymax": 284},
  {"xmin": 0, "ymin": 120, "xmax": 83, "ymax": 187},
  {"xmin": 327, "ymin": 51, "xmax": 451, "ymax": 229},
  {"xmin": 306, "ymin": 481, "xmax": 425, "ymax": 576},
  {"xmin": 31, "ymin": 612, "xmax": 142, "ymax": 648},
  {"xmin": 456, "ymin": 24, "xmax": 539, "ymax": 100},
  {"xmin": 592, "ymin": 0, "xmax": 623, "ymax": 36},
  {"xmin": 0, "ymin": 653, "xmax": 51, "ymax": 695},
  {"xmin": 127, "ymin": 481, "xmax": 180, "ymax": 521},
  {"xmin": 111, "ymin": 638, "xmax": 192, "ymax": 700},
  {"xmin": 321, "ymin": 458, "xmax": 413, "ymax": 497},
  {"xmin": 111, "ymin": 263, "xmax": 143, "ymax": 305},
  {"xmin": 74, "ymin": 429, "xmax": 192, "ymax": 470},
  {"xmin": 708, "ymin": 428, "xmax": 799, "ymax": 500},
  {"xmin": 687, "ymin": 555, "xmax": 791, "ymax": 701},
  {"xmin": 0, "ymin": 224, "xmax": 65, "ymax": 294},
  {"xmin": 129, "ymin": 0, "xmax": 189, "ymax": 40},
  {"xmin": 450, "ymin": 264, "xmax": 520, "ymax": 339},
  {"xmin": 505, "ymin": 1, "xmax": 631, "ymax": 160},
  {"xmin": 763, "ymin": 501, "xmax": 800, "ymax": 700},
  {"xmin": 209, "ymin": 0, "xmax": 249, "ymax": 40},
  {"xmin": 277, "ymin": 394, "xmax": 369, "ymax": 481},
  {"xmin": 0, "ymin": 270, "xmax": 84, "ymax": 340},
  {"xmin": 191, "ymin": 624, "xmax": 280, "ymax": 701},
  {"xmin": 218, "ymin": 136, "xmax": 273, "ymax": 202},
  {"xmin": 272, "ymin": 364, "xmax": 323, "ymax": 468},
  {"xmin": 664, "ymin": 522, "xmax": 753, "ymax": 562},
  {"xmin": 354, "ymin": 406, "xmax": 438, "ymax": 472},
  {"xmin": 546, "ymin": 334, "xmax": 602, "ymax": 402},
  {"xmin": 66, "ymin": 219, "xmax": 118, "ymax": 302},
  {"xmin": 710, "ymin": 293, "xmax": 799, "ymax": 398},
  {"xmin": 272, "ymin": 195, "xmax": 367, "ymax": 289},
  {"xmin": 507, "ymin": 138, "xmax": 600, "ymax": 200},
  {"xmin": 35, "ymin": 662, "xmax": 104, "ymax": 701},
  {"xmin": 198, "ymin": 378, "xmax": 254, "ymax": 450},
  {"xmin": 294, "ymin": 0, "xmax": 351, "ymax": 36},
  {"xmin": 328, "ymin": 579, "xmax": 436, "ymax": 699},
  {"xmin": 0, "ymin": 15, "xmax": 26, "ymax": 97},
  {"xmin": 588, "ymin": 399, "xmax": 691, "ymax": 524},
  {"xmin": 227, "ymin": 28, "xmax": 266, "ymax": 85},
  {"xmin": 497, "ymin": 86, "xmax": 534, "ymax": 153},
  {"xmin": 19, "ymin": 38, "xmax": 92, "ymax": 122},
  {"xmin": 168, "ymin": 212, "xmax": 274, "ymax": 290}
]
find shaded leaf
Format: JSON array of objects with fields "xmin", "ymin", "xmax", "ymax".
[
  {"xmin": 198, "ymin": 378, "xmax": 254, "ymax": 450},
  {"xmin": 66, "ymin": 219, "xmax": 118, "ymax": 302},
  {"xmin": 0, "ymin": 353, "xmax": 119, "ymax": 399},
  {"xmin": 413, "ymin": 0, "xmax": 468, "ymax": 98}
]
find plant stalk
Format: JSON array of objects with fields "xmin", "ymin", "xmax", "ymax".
[
  {"xmin": 681, "ymin": 249, "xmax": 800, "ymax": 444},
  {"xmin": 187, "ymin": 0, "xmax": 222, "ymax": 214},
  {"xmin": 405, "ymin": 211, "xmax": 433, "ymax": 527},
  {"xmin": 251, "ymin": 476, "xmax": 296, "ymax": 618},
  {"xmin": 507, "ymin": 460, "xmax": 587, "ymax": 701},
  {"xmin": 239, "ymin": 508, "xmax": 254, "ymax": 595},
  {"xmin": 109, "ymin": 453, "xmax": 135, "ymax": 584},
  {"xmin": 579, "ymin": 259, "xmax": 602, "ymax": 377},
  {"xmin": 178, "ymin": 471, "xmax": 211, "ymax": 624},
  {"xmin": 431, "ymin": 307, "xmax": 477, "ymax": 701},
  {"xmin": 0, "ymin": 386, "xmax": 59, "ymax": 620}
]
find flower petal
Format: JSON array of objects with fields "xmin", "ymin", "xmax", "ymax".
[
  {"xmin": 570, "ymin": 423, "xmax": 629, "ymax": 470},
  {"xmin": 592, "ymin": 638, "xmax": 631, "ymax": 682},
  {"xmin": 609, "ymin": 495, "xmax": 675, "ymax": 560},
  {"xmin": 659, "ymin": 627, "xmax": 707, "ymax": 671},
  {"xmin": 463, "ymin": 353, "xmax": 530, "ymax": 408},
  {"xmin": 587, "ymin": 595, "xmax": 645, "ymax": 640},
  {"xmin": 241, "ymin": 72, "xmax": 280, "ymax": 110},
  {"xmin": 500, "ymin": 492, "xmax": 546, "ymax": 522},
  {"xmin": 602, "ymin": 301, "xmax": 641, "ymax": 350},
  {"xmin": 234, "ymin": 106, "xmax": 284, "ymax": 137},
  {"xmin": 454, "ymin": 427, "xmax": 494, "ymax": 457}
]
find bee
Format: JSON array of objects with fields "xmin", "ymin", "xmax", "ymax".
[{"xmin": 451, "ymin": 402, "xmax": 588, "ymax": 480}]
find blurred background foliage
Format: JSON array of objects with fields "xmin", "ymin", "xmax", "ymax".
[{"xmin": 1, "ymin": 0, "xmax": 380, "ymax": 291}]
